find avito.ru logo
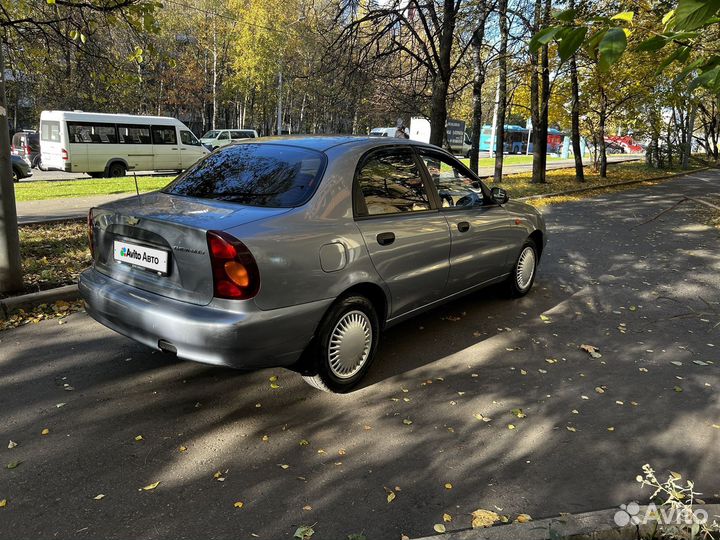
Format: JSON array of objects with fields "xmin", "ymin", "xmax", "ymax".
[{"xmin": 614, "ymin": 502, "xmax": 708, "ymax": 527}]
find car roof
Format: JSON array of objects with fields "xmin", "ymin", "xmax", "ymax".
[{"xmin": 234, "ymin": 135, "xmax": 439, "ymax": 153}]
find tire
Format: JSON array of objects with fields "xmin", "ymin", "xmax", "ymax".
[
  {"xmin": 507, "ymin": 239, "xmax": 538, "ymax": 297},
  {"xmin": 107, "ymin": 162, "xmax": 126, "ymax": 178},
  {"xmin": 32, "ymin": 155, "xmax": 42, "ymax": 169},
  {"xmin": 12, "ymin": 167, "xmax": 20, "ymax": 182},
  {"xmin": 301, "ymin": 295, "xmax": 380, "ymax": 393}
]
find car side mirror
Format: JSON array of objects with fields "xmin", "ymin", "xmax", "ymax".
[{"xmin": 491, "ymin": 186, "xmax": 509, "ymax": 205}]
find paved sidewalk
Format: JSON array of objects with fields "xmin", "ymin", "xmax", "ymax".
[{"xmin": 2, "ymin": 170, "xmax": 718, "ymax": 539}]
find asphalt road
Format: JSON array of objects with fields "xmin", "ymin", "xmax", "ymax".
[{"xmin": 2, "ymin": 170, "xmax": 719, "ymax": 539}]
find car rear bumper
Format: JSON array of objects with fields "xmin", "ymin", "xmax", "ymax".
[{"xmin": 79, "ymin": 267, "xmax": 332, "ymax": 369}]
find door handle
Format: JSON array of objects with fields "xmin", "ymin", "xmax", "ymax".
[
  {"xmin": 376, "ymin": 232, "xmax": 396, "ymax": 246},
  {"xmin": 457, "ymin": 221, "xmax": 470, "ymax": 233}
]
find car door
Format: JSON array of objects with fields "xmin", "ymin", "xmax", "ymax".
[
  {"xmin": 179, "ymin": 129, "xmax": 205, "ymax": 168},
  {"xmin": 416, "ymin": 148, "xmax": 517, "ymax": 295},
  {"xmin": 354, "ymin": 147, "xmax": 451, "ymax": 317},
  {"xmin": 151, "ymin": 125, "xmax": 181, "ymax": 170}
]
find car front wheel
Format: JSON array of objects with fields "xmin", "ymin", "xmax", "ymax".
[
  {"xmin": 301, "ymin": 295, "xmax": 380, "ymax": 393},
  {"xmin": 507, "ymin": 239, "xmax": 538, "ymax": 297}
]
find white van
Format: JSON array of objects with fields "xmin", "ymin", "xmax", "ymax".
[{"xmin": 39, "ymin": 111, "xmax": 209, "ymax": 177}]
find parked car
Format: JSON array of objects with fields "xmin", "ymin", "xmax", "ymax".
[
  {"xmin": 11, "ymin": 130, "xmax": 42, "ymax": 169},
  {"xmin": 369, "ymin": 127, "xmax": 398, "ymax": 137},
  {"xmin": 200, "ymin": 129, "xmax": 259, "ymax": 150},
  {"xmin": 11, "ymin": 154, "xmax": 33, "ymax": 182},
  {"xmin": 79, "ymin": 137, "xmax": 546, "ymax": 393}
]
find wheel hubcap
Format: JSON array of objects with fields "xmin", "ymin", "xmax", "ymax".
[
  {"xmin": 516, "ymin": 246, "xmax": 536, "ymax": 291},
  {"xmin": 328, "ymin": 310, "xmax": 372, "ymax": 379}
]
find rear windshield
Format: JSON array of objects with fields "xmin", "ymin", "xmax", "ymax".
[
  {"xmin": 40, "ymin": 121, "xmax": 61, "ymax": 142},
  {"xmin": 163, "ymin": 144, "xmax": 326, "ymax": 208}
]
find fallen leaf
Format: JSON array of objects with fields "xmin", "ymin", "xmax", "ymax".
[
  {"xmin": 135, "ymin": 435, "xmax": 143, "ymax": 442},
  {"xmin": 234, "ymin": 501, "xmax": 244, "ymax": 508},
  {"xmin": 507, "ymin": 424, "xmax": 516, "ymax": 430},
  {"xmin": 0, "ymin": 499, "xmax": 6, "ymax": 508},
  {"xmin": 6, "ymin": 461, "xmax": 22, "ymax": 469},
  {"xmin": 520, "ymin": 369, "xmax": 528, "ymax": 375},
  {"xmin": 433, "ymin": 524, "xmax": 446, "ymax": 533},
  {"xmin": 7, "ymin": 441, "xmax": 17, "ymax": 449},
  {"xmin": 269, "ymin": 375, "xmax": 278, "ymax": 382},
  {"xmin": 279, "ymin": 464, "xmax": 290, "ymax": 469},
  {"xmin": 566, "ymin": 426, "xmax": 577, "ymax": 432},
  {"xmin": 41, "ymin": 428, "xmax": 49, "ymax": 436},
  {"xmin": 516, "ymin": 514, "xmax": 532, "ymax": 523},
  {"xmin": 303, "ymin": 505, "xmax": 312, "ymax": 511},
  {"xmin": 94, "ymin": 494, "xmax": 105, "ymax": 500},
  {"xmin": 511, "ymin": 408, "xmax": 526, "ymax": 419},
  {"xmin": 270, "ymin": 383, "xmax": 280, "ymax": 389},
  {"xmin": 294, "ymin": 525, "xmax": 315, "ymax": 539},
  {"xmin": 142, "ymin": 481, "xmax": 160, "ymax": 491},
  {"xmin": 545, "ymin": 358, "xmax": 557, "ymax": 364},
  {"xmin": 671, "ymin": 361, "xmax": 683, "ymax": 366},
  {"xmin": 693, "ymin": 360, "xmax": 708, "ymax": 366},
  {"xmin": 387, "ymin": 491, "xmax": 396, "ymax": 503},
  {"xmin": 443, "ymin": 513, "xmax": 452, "ymax": 522},
  {"xmin": 712, "ymin": 424, "xmax": 720, "ymax": 429},
  {"xmin": 674, "ymin": 386, "xmax": 683, "ymax": 393},
  {"xmin": 540, "ymin": 315, "xmax": 550, "ymax": 321},
  {"xmin": 444, "ymin": 483, "xmax": 453, "ymax": 490},
  {"xmin": 402, "ymin": 419, "xmax": 413, "ymax": 425},
  {"xmin": 299, "ymin": 439, "xmax": 309, "ymax": 446},
  {"xmin": 474, "ymin": 413, "xmax": 491, "ymax": 422},
  {"xmin": 580, "ymin": 344, "xmax": 602, "ymax": 358},
  {"xmin": 471, "ymin": 509, "xmax": 500, "ymax": 528},
  {"xmin": 338, "ymin": 449, "xmax": 346, "ymax": 456},
  {"xmin": 56, "ymin": 403, "xmax": 65, "ymax": 408},
  {"xmin": 607, "ymin": 427, "xmax": 615, "ymax": 432},
  {"xmin": 262, "ymin": 435, "xmax": 269, "ymax": 442},
  {"xmin": 179, "ymin": 446, "xmax": 187, "ymax": 452}
]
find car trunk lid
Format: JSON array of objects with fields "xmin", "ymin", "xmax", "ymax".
[{"xmin": 91, "ymin": 192, "xmax": 288, "ymax": 305}]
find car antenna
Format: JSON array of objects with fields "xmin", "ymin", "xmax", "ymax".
[{"xmin": 133, "ymin": 171, "xmax": 140, "ymax": 197}]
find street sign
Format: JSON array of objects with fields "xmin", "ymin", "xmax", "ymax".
[{"xmin": 446, "ymin": 119, "xmax": 465, "ymax": 152}]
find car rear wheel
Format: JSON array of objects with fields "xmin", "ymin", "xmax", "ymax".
[
  {"xmin": 301, "ymin": 295, "xmax": 380, "ymax": 393},
  {"xmin": 107, "ymin": 163, "xmax": 126, "ymax": 178},
  {"xmin": 507, "ymin": 239, "xmax": 538, "ymax": 297},
  {"xmin": 12, "ymin": 167, "xmax": 20, "ymax": 182}
]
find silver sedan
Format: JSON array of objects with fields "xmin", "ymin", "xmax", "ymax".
[{"xmin": 79, "ymin": 137, "xmax": 546, "ymax": 392}]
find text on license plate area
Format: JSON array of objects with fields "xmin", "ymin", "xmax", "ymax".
[{"xmin": 113, "ymin": 240, "xmax": 169, "ymax": 275}]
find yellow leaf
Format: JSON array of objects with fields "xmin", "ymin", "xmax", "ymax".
[
  {"xmin": 471, "ymin": 509, "xmax": 500, "ymax": 528},
  {"xmin": 566, "ymin": 426, "xmax": 577, "ymax": 432},
  {"xmin": 443, "ymin": 513, "xmax": 452, "ymax": 522},
  {"xmin": 303, "ymin": 505, "xmax": 312, "ymax": 511},
  {"xmin": 338, "ymin": 449, "xmax": 346, "ymax": 455},
  {"xmin": 299, "ymin": 439, "xmax": 309, "ymax": 446},
  {"xmin": 433, "ymin": 524, "xmax": 446, "ymax": 533},
  {"xmin": 179, "ymin": 446, "xmax": 187, "ymax": 452},
  {"xmin": 93, "ymin": 494, "xmax": 105, "ymax": 500},
  {"xmin": 540, "ymin": 315, "xmax": 550, "ymax": 321},
  {"xmin": 270, "ymin": 383, "xmax": 280, "ymax": 389},
  {"xmin": 41, "ymin": 428, "xmax": 49, "ymax": 435},
  {"xmin": 279, "ymin": 464, "xmax": 290, "ymax": 469},
  {"xmin": 444, "ymin": 483, "xmax": 453, "ymax": 489},
  {"xmin": 269, "ymin": 375, "xmax": 278, "ymax": 382},
  {"xmin": 234, "ymin": 501, "xmax": 244, "ymax": 508},
  {"xmin": 142, "ymin": 481, "xmax": 160, "ymax": 491},
  {"xmin": 261, "ymin": 435, "xmax": 269, "ymax": 442},
  {"xmin": 403, "ymin": 419, "xmax": 413, "ymax": 425},
  {"xmin": 712, "ymin": 424, "xmax": 720, "ymax": 429},
  {"xmin": 0, "ymin": 499, "xmax": 6, "ymax": 508},
  {"xmin": 516, "ymin": 514, "xmax": 532, "ymax": 523},
  {"xmin": 607, "ymin": 427, "xmax": 615, "ymax": 432},
  {"xmin": 135, "ymin": 435, "xmax": 143, "ymax": 441},
  {"xmin": 387, "ymin": 491, "xmax": 396, "ymax": 503},
  {"xmin": 508, "ymin": 424, "xmax": 516, "ymax": 430},
  {"xmin": 594, "ymin": 387, "xmax": 605, "ymax": 394}
]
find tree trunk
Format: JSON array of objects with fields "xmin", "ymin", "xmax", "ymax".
[
  {"xmin": 682, "ymin": 104, "xmax": 695, "ymax": 169},
  {"xmin": 429, "ymin": 0, "xmax": 458, "ymax": 147},
  {"xmin": 599, "ymin": 87, "xmax": 608, "ymax": 178},
  {"xmin": 0, "ymin": 44, "xmax": 23, "ymax": 293},
  {"xmin": 568, "ymin": 0, "xmax": 584, "ymax": 182},
  {"xmin": 532, "ymin": 0, "xmax": 552, "ymax": 184},
  {"xmin": 493, "ymin": 0, "xmax": 509, "ymax": 183},
  {"xmin": 530, "ymin": 0, "xmax": 541, "ymax": 182},
  {"xmin": 469, "ymin": 12, "xmax": 489, "ymax": 174},
  {"xmin": 212, "ymin": 23, "xmax": 218, "ymax": 130}
]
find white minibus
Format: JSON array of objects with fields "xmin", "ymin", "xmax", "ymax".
[{"xmin": 39, "ymin": 111, "xmax": 209, "ymax": 177}]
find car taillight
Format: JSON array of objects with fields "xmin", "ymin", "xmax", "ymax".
[
  {"xmin": 24, "ymin": 145, "xmax": 31, "ymax": 155},
  {"xmin": 87, "ymin": 209, "xmax": 95, "ymax": 258},
  {"xmin": 61, "ymin": 149, "xmax": 68, "ymax": 160},
  {"xmin": 207, "ymin": 230, "xmax": 260, "ymax": 300}
]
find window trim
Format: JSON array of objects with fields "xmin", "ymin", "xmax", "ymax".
[
  {"xmin": 352, "ymin": 145, "xmax": 440, "ymax": 221},
  {"xmin": 413, "ymin": 146, "xmax": 496, "ymax": 210}
]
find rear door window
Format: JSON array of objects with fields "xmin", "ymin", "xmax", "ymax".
[
  {"xmin": 355, "ymin": 149, "xmax": 432, "ymax": 216},
  {"xmin": 163, "ymin": 144, "xmax": 325, "ymax": 208},
  {"xmin": 119, "ymin": 125, "xmax": 151, "ymax": 144},
  {"xmin": 417, "ymin": 150, "xmax": 486, "ymax": 208}
]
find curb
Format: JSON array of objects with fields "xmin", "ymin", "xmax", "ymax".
[
  {"xmin": 19, "ymin": 216, "xmax": 85, "ymax": 226},
  {"xmin": 413, "ymin": 504, "xmax": 720, "ymax": 540},
  {"xmin": 516, "ymin": 167, "xmax": 711, "ymax": 202},
  {"xmin": 0, "ymin": 284, "xmax": 80, "ymax": 319}
]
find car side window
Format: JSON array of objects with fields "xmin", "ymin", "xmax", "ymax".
[
  {"xmin": 418, "ymin": 151, "xmax": 485, "ymax": 208},
  {"xmin": 217, "ymin": 131, "xmax": 229, "ymax": 140},
  {"xmin": 355, "ymin": 150, "xmax": 432, "ymax": 217},
  {"xmin": 180, "ymin": 130, "xmax": 200, "ymax": 146}
]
